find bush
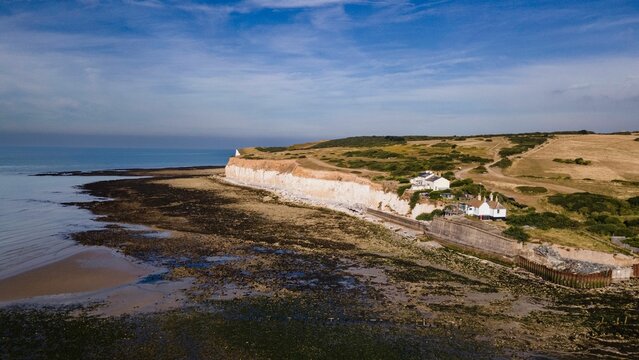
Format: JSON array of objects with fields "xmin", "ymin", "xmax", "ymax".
[
  {"xmin": 498, "ymin": 135, "xmax": 548, "ymax": 157},
  {"xmin": 431, "ymin": 142, "xmax": 455, "ymax": 148},
  {"xmin": 256, "ymin": 146, "xmax": 288, "ymax": 152},
  {"xmin": 587, "ymin": 223, "xmax": 635, "ymax": 237},
  {"xmin": 503, "ymin": 226, "xmax": 530, "ymax": 242},
  {"xmin": 313, "ymin": 136, "xmax": 406, "ymax": 148},
  {"xmin": 612, "ymin": 179, "xmax": 639, "ymax": 187},
  {"xmin": 628, "ymin": 196, "xmax": 639, "ymax": 207},
  {"xmin": 429, "ymin": 191, "xmax": 442, "ymax": 200},
  {"xmin": 397, "ymin": 184, "xmax": 411, "ymax": 197},
  {"xmin": 515, "ymin": 186, "xmax": 547, "ymax": 194},
  {"xmin": 506, "ymin": 212, "xmax": 578, "ymax": 230},
  {"xmin": 409, "ymin": 191, "xmax": 429, "ymax": 210},
  {"xmin": 442, "ymin": 171, "xmax": 455, "ymax": 180},
  {"xmin": 471, "ymin": 165, "xmax": 487, "ymax": 174},
  {"xmin": 457, "ymin": 155, "xmax": 492, "ymax": 164},
  {"xmin": 344, "ymin": 149, "xmax": 403, "ymax": 159},
  {"xmin": 490, "ymin": 158, "xmax": 512, "ymax": 169},
  {"xmin": 548, "ymin": 192, "xmax": 632, "ymax": 216},
  {"xmin": 416, "ymin": 209, "xmax": 444, "ymax": 221},
  {"xmin": 451, "ymin": 178, "xmax": 473, "ymax": 188},
  {"xmin": 624, "ymin": 218, "xmax": 639, "ymax": 227},
  {"xmin": 552, "ymin": 158, "xmax": 591, "ymax": 165},
  {"xmin": 622, "ymin": 237, "xmax": 639, "ymax": 247}
]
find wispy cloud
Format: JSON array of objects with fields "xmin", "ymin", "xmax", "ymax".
[
  {"xmin": 245, "ymin": 0, "xmax": 359, "ymax": 9},
  {"xmin": 0, "ymin": 0, "xmax": 638, "ymax": 142}
]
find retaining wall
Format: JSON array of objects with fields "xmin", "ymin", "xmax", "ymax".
[
  {"xmin": 365, "ymin": 208, "xmax": 428, "ymax": 232},
  {"xmin": 428, "ymin": 217, "xmax": 523, "ymax": 261}
]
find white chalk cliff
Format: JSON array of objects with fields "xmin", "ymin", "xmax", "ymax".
[{"xmin": 225, "ymin": 157, "xmax": 437, "ymax": 218}]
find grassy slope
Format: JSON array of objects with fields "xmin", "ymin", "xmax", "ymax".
[{"xmin": 240, "ymin": 132, "xmax": 639, "ymax": 253}]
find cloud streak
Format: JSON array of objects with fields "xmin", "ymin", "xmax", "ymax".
[{"xmin": 0, "ymin": 0, "xmax": 638, "ymax": 145}]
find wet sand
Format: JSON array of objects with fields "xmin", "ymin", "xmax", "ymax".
[{"xmin": 0, "ymin": 247, "xmax": 154, "ymax": 302}]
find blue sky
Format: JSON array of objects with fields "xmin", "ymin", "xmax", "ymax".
[{"xmin": 1, "ymin": 0, "xmax": 639, "ymax": 147}]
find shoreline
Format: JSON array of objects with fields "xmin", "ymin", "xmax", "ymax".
[
  {"xmin": 0, "ymin": 165, "xmax": 225, "ymax": 305},
  {"xmin": 2, "ymin": 166, "xmax": 638, "ymax": 357},
  {"xmin": 0, "ymin": 247, "xmax": 155, "ymax": 302}
]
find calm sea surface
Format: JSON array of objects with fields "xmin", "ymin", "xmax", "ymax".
[{"xmin": 0, "ymin": 147, "xmax": 233, "ymax": 279}]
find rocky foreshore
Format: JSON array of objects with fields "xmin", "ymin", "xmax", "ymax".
[{"xmin": 2, "ymin": 168, "xmax": 639, "ymax": 358}]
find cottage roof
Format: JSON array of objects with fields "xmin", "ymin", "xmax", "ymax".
[
  {"xmin": 487, "ymin": 201, "xmax": 505, "ymax": 209},
  {"xmin": 467, "ymin": 199, "xmax": 483, "ymax": 207}
]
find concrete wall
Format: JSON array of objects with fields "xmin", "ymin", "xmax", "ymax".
[
  {"xmin": 428, "ymin": 217, "xmax": 637, "ymax": 280},
  {"xmin": 225, "ymin": 157, "xmax": 438, "ymax": 218},
  {"xmin": 428, "ymin": 217, "xmax": 523, "ymax": 261}
]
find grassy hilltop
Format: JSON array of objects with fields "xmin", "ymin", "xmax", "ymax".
[{"xmin": 241, "ymin": 131, "xmax": 639, "ymax": 253}]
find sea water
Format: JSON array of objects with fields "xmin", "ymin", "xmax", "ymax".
[{"xmin": 0, "ymin": 147, "xmax": 233, "ymax": 279}]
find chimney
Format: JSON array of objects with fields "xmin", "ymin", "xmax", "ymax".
[
  {"xmin": 477, "ymin": 194, "xmax": 481, "ymax": 201},
  {"xmin": 490, "ymin": 193, "xmax": 494, "ymax": 201}
]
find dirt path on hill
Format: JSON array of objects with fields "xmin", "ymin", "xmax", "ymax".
[
  {"xmin": 455, "ymin": 137, "xmax": 583, "ymax": 199},
  {"xmin": 297, "ymin": 156, "xmax": 386, "ymax": 177}
]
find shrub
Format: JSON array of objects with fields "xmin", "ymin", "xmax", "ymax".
[
  {"xmin": 490, "ymin": 158, "xmax": 512, "ymax": 169},
  {"xmin": 622, "ymin": 237, "xmax": 639, "ymax": 247},
  {"xmin": 506, "ymin": 212, "xmax": 578, "ymax": 229},
  {"xmin": 628, "ymin": 196, "xmax": 639, "ymax": 207},
  {"xmin": 451, "ymin": 182, "xmax": 486, "ymax": 197},
  {"xmin": 344, "ymin": 149, "xmax": 403, "ymax": 159},
  {"xmin": 313, "ymin": 136, "xmax": 406, "ymax": 148},
  {"xmin": 431, "ymin": 142, "xmax": 455, "ymax": 148},
  {"xmin": 442, "ymin": 171, "xmax": 455, "ymax": 180},
  {"xmin": 471, "ymin": 165, "xmax": 487, "ymax": 174},
  {"xmin": 409, "ymin": 191, "xmax": 428, "ymax": 210},
  {"xmin": 515, "ymin": 186, "xmax": 548, "ymax": 194},
  {"xmin": 586, "ymin": 223, "xmax": 635, "ymax": 237},
  {"xmin": 397, "ymin": 184, "xmax": 411, "ymax": 197},
  {"xmin": 458, "ymin": 155, "xmax": 492, "ymax": 164},
  {"xmin": 548, "ymin": 192, "xmax": 632, "ymax": 216},
  {"xmin": 429, "ymin": 191, "xmax": 442, "ymax": 200},
  {"xmin": 256, "ymin": 146, "xmax": 288, "ymax": 152},
  {"xmin": 498, "ymin": 135, "xmax": 548, "ymax": 157},
  {"xmin": 612, "ymin": 179, "xmax": 639, "ymax": 187},
  {"xmin": 552, "ymin": 158, "xmax": 591, "ymax": 165},
  {"xmin": 451, "ymin": 178, "xmax": 473, "ymax": 187},
  {"xmin": 416, "ymin": 209, "xmax": 444, "ymax": 221},
  {"xmin": 624, "ymin": 218, "xmax": 639, "ymax": 227},
  {"xmin": 503, "ymin": 226, "xmax": 530, "ymax": 242}
]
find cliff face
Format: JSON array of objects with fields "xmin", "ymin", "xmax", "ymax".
[{"xmin": 225, "ymin": 157, "xmax": 436, "ymax": 218}]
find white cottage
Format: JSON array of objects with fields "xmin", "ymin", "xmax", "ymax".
[
  {"xmin": 410, "ymin": 171, "xmax": 450, "ymax": 191},
  {"xmin": 463, "ymin": 194, "xmax": 506, "ymax": 220}
]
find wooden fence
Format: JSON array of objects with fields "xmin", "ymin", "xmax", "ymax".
[
  {"xmin": 515, "ymin": 256, "xmax": 612, "ymax": 289},
  {"xmin": 634, "ymin": 264, "xmax": 639, "ymax": 278}
]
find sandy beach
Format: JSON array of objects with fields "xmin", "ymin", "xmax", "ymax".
[{"xmin": 0, "ymin": 247, "xmax": 154, "ymax": 302}]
